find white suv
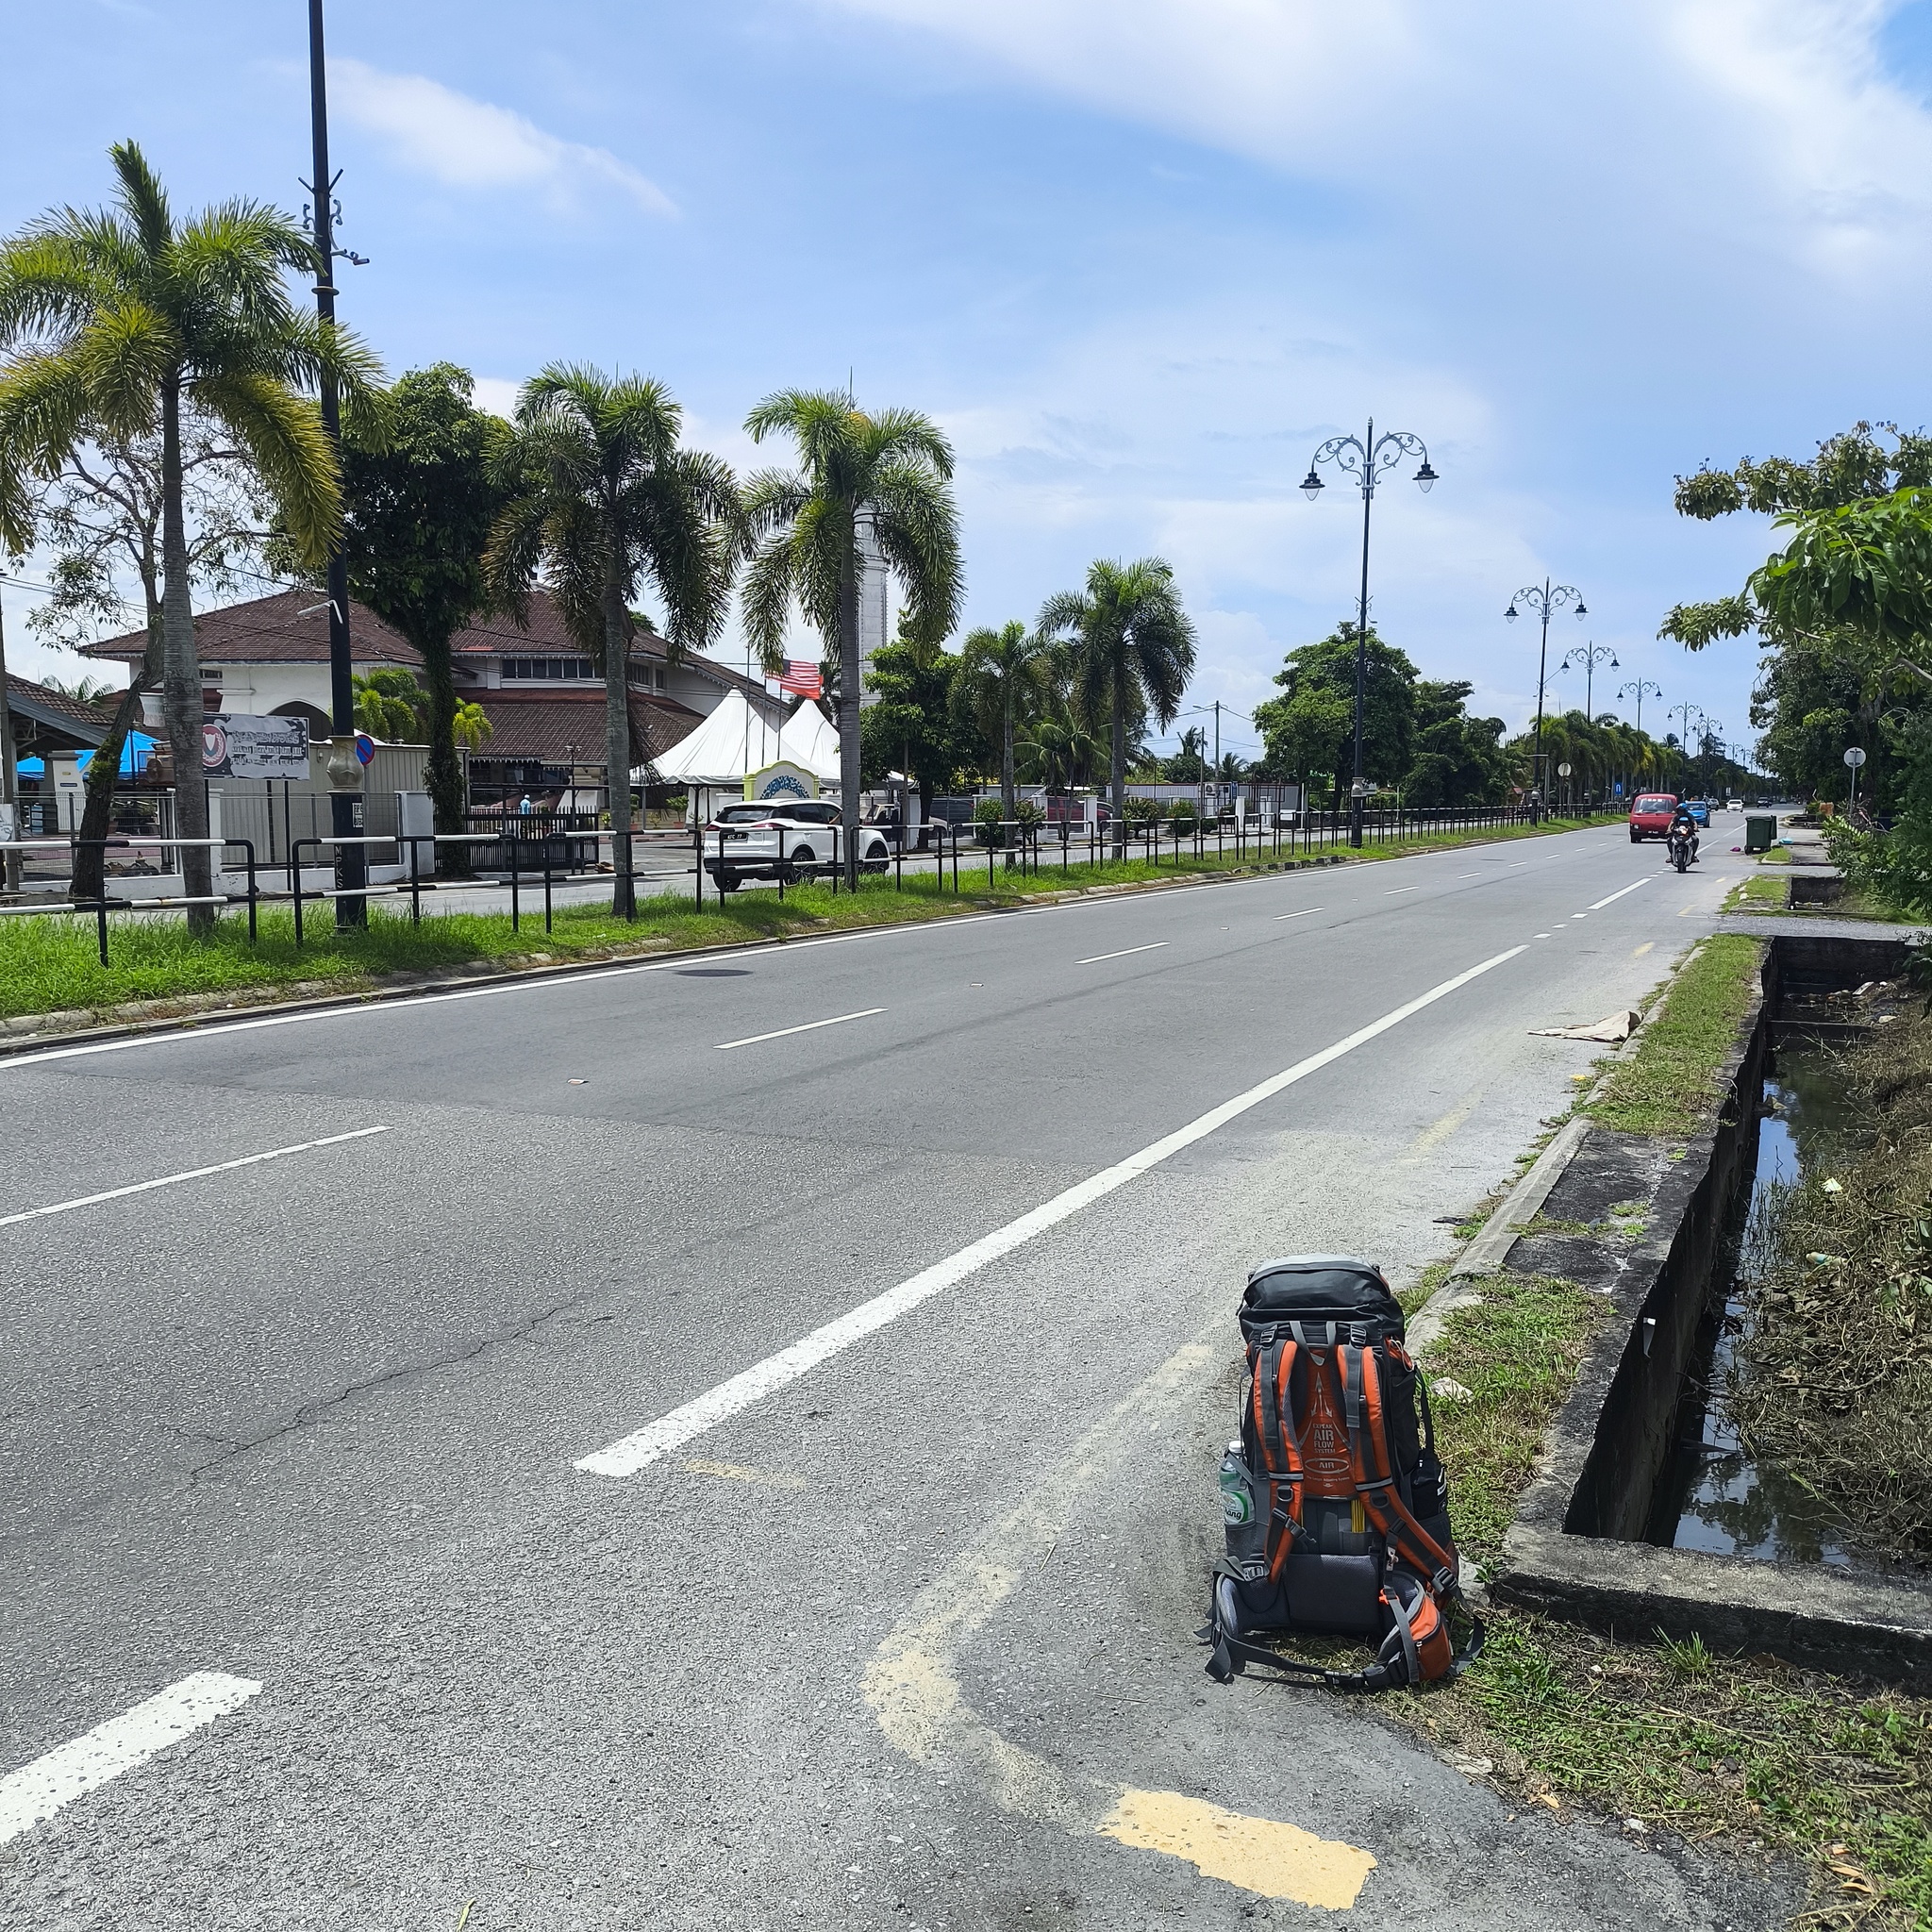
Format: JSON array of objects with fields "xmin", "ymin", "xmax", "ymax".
[{"xmin": 703, "ymin": 800, "xmax": 891, "ymax": 890}]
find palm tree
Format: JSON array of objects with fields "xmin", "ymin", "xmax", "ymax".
[
  {"xmin": 1039, "ymin": 558, "xmax": 1196, "ymax": 857},
  {"xmin": 955, "ymin": 621, "xmax": 1049, "ymax": 824},
  {"xmin": 741, "ymin": 390, "xmax": 961, "ymax": 889},
  {"xmin": 0, "ymin": 142, "xmax": 373, "ymax": 928},
  {"xmin": 486, "ymin": 365, "xmax": 738, "ymax": 919}
]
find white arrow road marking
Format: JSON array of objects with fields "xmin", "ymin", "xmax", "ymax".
[
  {"xmin": 575, "ymin": 944, "xmax": 1526, "ymax": 1478},
  {"xmin": 0, "ymin": 1126, "xmax": 390, "ymax": 1228},
  {"xmin": 0, "ymin": 1673, "xmax": 260, "ymax": 1847}
]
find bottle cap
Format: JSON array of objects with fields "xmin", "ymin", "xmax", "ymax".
[{"xmin": 1227, "ymin": 1440, "xmax": 1243, "ymax": 1455}]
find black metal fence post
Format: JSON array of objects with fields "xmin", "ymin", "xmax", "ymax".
[{"xmin": 509, "ymin": 839, "xmax": 520, "ymax": 934}]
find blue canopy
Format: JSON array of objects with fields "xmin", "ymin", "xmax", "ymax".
[{"xmin": 15, "ymin": 730, "xmax": 155, "ymax": 779}]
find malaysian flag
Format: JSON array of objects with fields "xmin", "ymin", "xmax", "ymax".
[{"xmin": 778, "ymin": 659, "xmax": 824, "ymax": 699}]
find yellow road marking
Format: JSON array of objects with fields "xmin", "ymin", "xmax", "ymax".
[
  {"xmin": 862, "ymin": 1334, "xmax": 1378, "ymax": 1902},
  {"xmin": 1632, "ymin": 941, "xmax": 1654, "ymax": 957},
  {"xmin": 1100, "ymin": 1788, "xmax": 1376, "ymax": 1908},
  {"xmin": 681, "ymin": 1458, "xmax": 807, "ymax": 1489},
  {"xmin": 1405, "ymin": 1092, "xmax": 1479, "ymax": 1158}
]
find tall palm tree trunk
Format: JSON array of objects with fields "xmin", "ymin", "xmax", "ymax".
[
  {"xmin": 1110, "ymin": 676, "xmax": 1127, "ymax": 861},
  {"xmin": 839, "ymin": 547, "xmax": 861, "ymax": 891},
  {"xmin": 420, "ymin": 631, "xmax": 468, "ymax": 874},
  {"xmin": 603, "ymin": 575, "xmax": 635, "ymax": 921},
  {"xmin": 159, "ymin": 378, "xmax": 213, "ymax": 934}
]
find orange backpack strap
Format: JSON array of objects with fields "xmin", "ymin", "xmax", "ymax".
[
  {"xmin": 1341, "ymin": 1346, "xmax": 1459, "ymax": 1592},
  {"xmin": 1252, "ymin": 1336, "xmax": 1305, "ymax": 1578}
]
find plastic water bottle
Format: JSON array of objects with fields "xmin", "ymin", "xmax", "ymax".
[
  {"xmin": 1220, "ymin": 1441, "xmax": 1269, "ymax": 1579},
  {"xmin": 1219, "ymin": 1441, "xmax": 1253, "ymax": 1525}
]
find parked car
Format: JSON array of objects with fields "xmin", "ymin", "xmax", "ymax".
[
  {"xmin": 1627, "ymin": 791, "xmax": 1680, "ymax": 842},
  {"xmin": 702, "ymin": 799, "xmax": 891, "ymax": 890}
]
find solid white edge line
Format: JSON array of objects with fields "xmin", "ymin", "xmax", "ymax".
[
  {"xmin": 1075, "ymin": 942, "xmax": 1169, "ymax": 965},
  {"xmin": 0, "ymin": 1672, "xmax": 260, "ymax": 1847},
  {"xmin": 0, "ymin": 1126, "xmax": 391, "ymax": 1229},
  {"xmin": 715, "ymin": 1008, "xmax": 884, "ymax": 1052},
  {"xmin": 1588, "ymin": 876, "xmax": 1656, "ymax": 911},
  {"xmin": 575, "ymin": 942, "xmax": 1528, "ymax": 1477}
]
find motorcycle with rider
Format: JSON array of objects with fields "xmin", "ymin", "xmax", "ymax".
[{"xmin": 1665, "ymin": 804, "xmax": 1700, "ymax": 873}]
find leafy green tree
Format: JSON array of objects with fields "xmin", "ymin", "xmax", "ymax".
[
  {"xmin": 0, "ymin": 141, "xmax": 375, "ymax": 926},
  {"xmin": 741, "ymin": 391, "xmax": 962, "ymax": 888},
  {"xmin": 1162, "ymin": 724, "xmax": 1208, "ymax": 785},
  {"xmin": 953, "ymin": 620, "xmax": 1050, "ymax": 823},
  {"xmin": 486, "ymin": 365, "xmax": 739, "ymax": 919},
  {"xmin": 1255, "ymin": 623, "xmax": 1415, "ymax": 812},
  {"xmin": 1402, "ymin": 678, "xmax": 1514, "ymax": 806},
  {"xmin": 340, "ymin": 364, "xmax": 508, "ymax": 845},
  {"xmin": 1039, "ymin": 558, "xmax": 1195, "ymax": 857},
  {"xmin": 351, "ymin": 668, "xmax": 425, "ymax": 741},
  {"xmin": 858, "ymin": 625, "xmax": 979, "ymax": 813}
]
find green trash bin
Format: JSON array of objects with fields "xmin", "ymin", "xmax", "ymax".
[{"xmin": 1745, "ymin": 814, "xmax": 1775, "ymax": 854}]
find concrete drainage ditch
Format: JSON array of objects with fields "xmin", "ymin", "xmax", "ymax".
[{"xmin": 1474, "ymin": 934, "xmax": 1932, "ymax": 1688}]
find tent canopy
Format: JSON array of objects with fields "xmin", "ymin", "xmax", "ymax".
[
  {"xmin": 643, "ymin": 691, "xmax": 839, "ymax": 787},
  {"xmin": 17, "ymin": 731, "xmax": 156, "ymax": 779}
]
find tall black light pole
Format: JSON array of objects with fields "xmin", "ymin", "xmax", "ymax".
[
  {"xmin": 1666, "ymin": 701, "xmax": 1702, "ymax": 794},
  {"xmin": 1301, "ymin": 420, "xmax": 1437, "ymax": 847},
  {"xmin": 307, "ymin": 0, "xmax": 366, "ymax": 928},
  {"xmin": 1505, "ymin": 578, "xmax": 1586, "ymax": 823},
  {"xmin": 1557, "ymin": 641, "xmax": 1617, "ymax": 806}
]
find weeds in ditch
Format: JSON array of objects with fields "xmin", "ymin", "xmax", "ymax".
[{"xmin": 1729, "ymin": 1016, "xmax": 1932, "ymax": 1563}]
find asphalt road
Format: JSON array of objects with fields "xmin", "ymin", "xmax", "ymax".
[{"xmin": 0, "ymin": 817, "xmax": 1799, "ymax": 1930}]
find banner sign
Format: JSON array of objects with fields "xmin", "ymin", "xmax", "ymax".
[{"xmin": 203, "ymin": 714, "xmax": 310, "ymax": 780}]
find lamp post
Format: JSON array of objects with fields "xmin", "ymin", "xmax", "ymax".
[
  {"xmin": 1616, "ymin": 677, "xmax": 1661, "ymax": 737},
  {"xmin": 1698, "ymin": 717, "xmax": 1724, "ymax": 800},
  {"xmin": 1558, "ymin": 642, "xmax": 1618, "ymax": 806},
  {"xmin": 1506, "ymin": 579, "xmax": 1586, "ymax": 823},
  {"xmin": 1302, "ymin": 419, "xmax": 1438, "ymax": 847},
  {"xmin": 305, "ymin": 0, "xmax": 370, "ymax": 927},
  {"xmin": 1666, "ymin": 702, "xmax": 1703, "ymax": 794}
]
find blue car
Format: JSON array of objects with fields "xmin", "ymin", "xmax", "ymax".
[{"xmin": 1681, "ymin": 798, "xmax": 1711, "ymax": 826}]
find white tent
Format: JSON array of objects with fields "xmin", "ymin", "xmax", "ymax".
[{"xmin": 641, "ymin": 691, "xmax": 839, "ymax": 787}]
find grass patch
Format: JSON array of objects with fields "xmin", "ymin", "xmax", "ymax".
[
  {"xmin": 1391, "ymin": 1273, "xmax": 1932, "ymax": 1928},
  {"xmin": 1583, "ymin": 936, "xmax": 1764, "ymax": 1139},
  {"xmin": 1727, "ymin": 872, "xmax": 1791, "ymax": 913},
  {"xmin": 1424, "ymin": 1272, "xmax": 1607, "ymax": 1558},
  {"xmin": 2, "ymin": 814, "xmax": 1619, "ymax": 1025}
]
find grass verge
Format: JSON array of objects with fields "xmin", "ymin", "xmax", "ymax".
[
  {"xmin": 1398, "ymin": 1274, "xmax": 1932, "ymax": 1930},
  {"xmin": 1582, "ymin": 935, "xmax": 1765, "ymax": 1138},
  {"xmin": 1, "ymin": 813, "xmax": 1614, "ymax": 1026}
]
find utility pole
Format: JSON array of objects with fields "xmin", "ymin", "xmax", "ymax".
[{"xmin": 307, "ymin": 0, "xmax": 365, "ymax": 927}]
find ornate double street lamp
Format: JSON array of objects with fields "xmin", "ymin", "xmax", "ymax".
[
  {"xmin": 1506, "ymin": 579, "xmax": 1586, "ymax": 822},
  {"xmin": 1301, "ymin": 419, "xmax": 1438, "ymax": 847},
  {"xmin": 1559, "ymin": 641, "xmax": 1618, "ymax": 723},
  {"xmin": 1617, "ymin": 676, "xmax": 1661, "ymax": 738}
]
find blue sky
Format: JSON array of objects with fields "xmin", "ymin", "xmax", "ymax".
[{"xmin": 7, "ymin": 1, "xmax": 1932, "ymax": 768}]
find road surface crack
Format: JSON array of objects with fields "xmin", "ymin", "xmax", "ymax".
[{"xmin": 183, "ymin": 1292, "xmax": 584, "ymax": 1484}]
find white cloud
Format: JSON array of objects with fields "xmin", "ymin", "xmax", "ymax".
[
  {"xmin": 331, "ymin": 59, "xmax": 675, "ymax": 216},
  {"xmin": 471, "ymin": 375, "xmax": 523, "ymax": 420}
]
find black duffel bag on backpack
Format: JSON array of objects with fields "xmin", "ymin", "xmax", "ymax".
[{"xmin": 1205, "ymin": 1254, "xmax": 1482, "ymax": 1691}]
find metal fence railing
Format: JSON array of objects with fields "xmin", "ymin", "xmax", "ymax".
[{"xmin": 1, "ymin": 800, "xmax": 1620, "ymax": 962}]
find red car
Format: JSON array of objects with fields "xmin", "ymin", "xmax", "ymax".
[{"xmin": 1627, "ymin": 791, "xmax": 1679, "ymax": 842}]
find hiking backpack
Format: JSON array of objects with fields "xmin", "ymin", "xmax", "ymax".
[{"xmin": 1205, "ymin": 1255, "xmax": 1483, "ymax": 1691}]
